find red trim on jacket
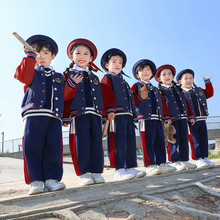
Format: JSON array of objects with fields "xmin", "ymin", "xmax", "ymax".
[
  {"xmin": 100, "ymin": 76, "xmax": 116, "ymax": 118},
  {"xmin": 14, "ymin": 57, "xmax": 36, "ymax": 93}
]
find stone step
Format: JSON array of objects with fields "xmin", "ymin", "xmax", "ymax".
[{"xmin": 0, "ymin": 165, "xmax": 219, "ymax": 220}]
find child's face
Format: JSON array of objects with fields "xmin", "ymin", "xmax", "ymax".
[
  {"xmin": 71, "ymin": 45, "xmax": 93, "ymax": 69},
  {"xmin": 105, "ymin": 55, "xmax": 123, "ymax": 74},
  {"xmin": 136, "ymin": 65, "xmax": 153, "ymax": 82},
  {"xmin": 35, "ymin": 47, "xmax": 55, "ymax": 67},
  {"xmin": 159, "ymin": 69, "xmax": 174, "ymax": 85},
  {"xmin": 179, "ymin": 73, "xmax": 194, "ymax": 89}
]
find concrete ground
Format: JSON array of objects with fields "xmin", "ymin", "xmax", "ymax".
[{"xmin": 0, "ymin": 157, "xmax": 220, "ymax": 219}]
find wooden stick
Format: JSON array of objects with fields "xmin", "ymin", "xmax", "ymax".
[
  {"xmin": 102, "ymin": 120, "xmax": 110, "ymax": 138},
  {"xmin": 12, "ymin": 32, "xmax": 40, "ymax": 57}
]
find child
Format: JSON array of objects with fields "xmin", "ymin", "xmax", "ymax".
[
  {"xmin": 131, "ymin": 59, "xmax": 176, "ymax": 175},
  {"xmin": 176, "ymin": 69, "xmax": 214, "ymax": 167},
  {"xmin": 63, "ymin": 38, "xmax": 105, "ymax": 186},
  {"xmin": 14, "ymin": 34, "xmax": 66, "ymax": 195},
  {"xmin": 100, "ymin": 48, "xmax": 146, "ymax": 180},
  {"xmin": 155, "ymin": 65, "xmax": 196, "ymax": 171}
]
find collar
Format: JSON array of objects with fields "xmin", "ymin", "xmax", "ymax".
[
  {"xmin": 35, "ymin": 65, "xmax": 54, "ymax": 71},
  {"xmin": 183, "ymin": 87, "xmax": 192, "ymax": 92},
  {"xmin": 108, "ymin": 71, "xmax": 118, "ymax": 76},
  {"xmin": 73, "ymin": 65, "xmax": 89, "ymax": 72},
  {"xmin": 140, "ymin": 79, "xmax": 151, "ymax": 84},
  {"xmin": 161, "ymin": 84, "xmax": 171, "ymax": 88}
]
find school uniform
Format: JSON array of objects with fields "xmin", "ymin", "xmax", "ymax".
[
  {"xmin": 14, "ymin": 53, "xmax": 64, "ymax": 184},
  {"xmin": 159, "ymin": 84, "xmax": 194, "ymax": 162},
  {"xmin": 101, "ymin": 71, "xmax": 137, "ymax": 169},
  {"xmin": 64, "ymin": 65, "xmax": 104, "ymax": 176},
  {"xmin": 132, "ymin": 80, "xmax": 170, "ymax": 167},
  {"xmin": 182, "ymin": 79, "xmax": 214, "ymax": 160}
]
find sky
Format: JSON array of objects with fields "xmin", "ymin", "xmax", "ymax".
[{"xmin": 0, "ymin": 0, "xmax": 220, "ymax": 141}]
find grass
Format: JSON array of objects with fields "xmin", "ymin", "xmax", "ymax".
[{"xmin": 208, "ymin": 151, "xmax": 220, "ymax": 159}]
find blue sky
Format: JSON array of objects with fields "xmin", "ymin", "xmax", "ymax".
[{"xmin": 0, "ymin": 0, "xmax": 219, "ymax": 140}]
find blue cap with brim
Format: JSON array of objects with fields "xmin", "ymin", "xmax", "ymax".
[
  {"xmin": 26, "ymin": 34, "xmax": 58, "ymax": 56},
  {"xmin": 132, "ymin": 59, "xmax": 156, "ymax": 80},
  {"xmin": 100, "ymin": 48, "xmax": 127, "ymax": 72},
  {"xmin": 176, "ymin": 69, "xmax": 194, "ymax": 81}
]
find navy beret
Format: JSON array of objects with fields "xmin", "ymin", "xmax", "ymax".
[
  {"xmin": 100, "ymin": 48, "xmax": 127, "ymax": 72},
  {"xmin": 176, "ymin": 69, "xmax": 195, "ymax": 81},
  {"xmin": 26, "ymin": 34, "xmax": 58, "ymax": 56},
  {"xmin": 132, "ymin": 59, "xmax": 156, "ymax": 80}
]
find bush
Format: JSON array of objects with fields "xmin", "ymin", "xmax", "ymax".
[{"xmin": 208, "ymin": 151, "xmax": 220, "ymax": 159}]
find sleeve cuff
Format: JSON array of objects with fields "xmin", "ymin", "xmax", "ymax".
[
  {"xmin": 163, "ymin": 115, "xmax": 170, "ymax": 120},
  {"xmin": 67, "ymin": 77, "xmax": 76, "ymax": 89},
  {"xmin": 63, "ymin": 117, "xmax": 70, "ymax": 124},
  {"xmin": 107, "ymin": 107, "xmax": 116, "ymax": 114},
  {"xmin": 187, "ymin": 115, "xmax": 194, "ymax": 120},
  {"xmin": 204, "ymin": 79, "xmax": 211, "ymax": 84},
  {"xmin": 26, "ymin": 51, "xmax": 37, "ymax": 60}
]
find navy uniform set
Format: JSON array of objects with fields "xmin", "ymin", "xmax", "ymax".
[
  {"xmin": 63, "ymin": 39, "xmax": 104, "ymax": 176},
  {"xmin": 176, "ymin": 69, "xmax": 214, "ymax": 160},
  {"xmin": 100, "ymin": 49, "xmax": 137, "ymax": 170},
  {"xmin": 155, "ymin": 65, "xmax": 194, "ymax": 163},
  {"xmin": 14, "ymin": 35, "xmax": 64, "ymax": 184},
  {"xmin": 131, "ymin": 60, "xmax": 170, "ymax": 167}
]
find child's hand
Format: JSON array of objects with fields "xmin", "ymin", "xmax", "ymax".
[
  {"xmin": 108, "ymin": 112, "xmax": 115, "ymax": 121},
  {"xmin": 190, "ymin": 118, "xmax": 195, "ymax": 125},
  {"xmin": 63, "ymin": 123, "xmax": 69, "ymax": 127},
  {"xmin": 140, "ymin": 91, "xmax": 148, "ymax": 100},
  {"xmin": 203, "ymin": 76, "xmax": 210, "ymax": 80},
  {"xmin": 70, "ymin": 74, "xmax": 83, "ymax": 84},
  {"xmin": 24, "ymin": 47, "xmax": 40, "ymax": 58}
]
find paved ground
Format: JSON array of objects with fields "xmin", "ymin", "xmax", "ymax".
[{"xmin": 0, "ymin": 157, "xmax": 219, "ymax": 219}]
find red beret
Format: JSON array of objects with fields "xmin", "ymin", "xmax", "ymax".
[
  {"xmin": 67, "ymin": 38, "xmax": 97, "ymax": 61},
  {"xmin": 155, "ymin": 64, "xmax": 176, "ymax": 82}
]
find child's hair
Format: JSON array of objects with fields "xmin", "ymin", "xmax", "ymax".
[
  {"xmin": 135, "ymin": 63, "xmax": 153, "ymax": 78},
  {"xmin": 30, "ymin": 40, "xmax": 55, "ymax": 55},
  {"xmin": 104, "ymin": 52, "xmax": 124, "ymax": 67},
  {"xmin": 63, "ymin": 44, "xmax": 94, "ymax": 75}
]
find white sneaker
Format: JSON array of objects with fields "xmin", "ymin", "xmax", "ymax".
[
  {"xmin": 145, "ymin": 165, "xmax": 161, "ymax": 175},
  {"xmin": 158, "ymin": 163, "xmax": 176, "ymax": 173},
  {"xmin": 114, "ymin": 168, "xmax": 136, "ymax": 181},
  {"xmin": 180, "ymin": 161, "xmax": 197, "ymax": 169},
  {"xmin": 127, "ymin": 168, "xmax": 146, "ymax": 178},
  {"xmin": 203, "ymin": 158, "xmax": 215, "ymax": 167},
  {"xmin": 91, "ymin": 173, "xmax": 105, "ymax": 184},
  {"xmin": 169, "ymin": 161, "xmax": 187, "ymax": 171},
  {"xmin": 196, "ymin": 158, "xmax": 209, "ymax": 168},
  {"xmin": 79, "ymin": 172, "xmax": 94, "ymax": 186},
  {"xmin": 29, "ymin": 181, "xmax": 44, "ymax": 195},
  {"xmin": 44, "ymin": 179, "xmax": 66, "ymax": 192}
]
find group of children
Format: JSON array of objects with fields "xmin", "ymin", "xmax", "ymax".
[{"xmin": 14, "ymin": 34, "xmax": 214, "ymax": 195}]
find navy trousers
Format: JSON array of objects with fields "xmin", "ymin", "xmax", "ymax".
[
  {"xmin": 189, "ymin": 120, "xmax": 208, "ymax": 160},
  {"xmin": 23, "ymin": 116, "xmax": 63, "ymax": 184},
  {"xmin": 168, "ymin": 119, "xmax": 189, "ymax": 162},
  {"xmin": 69, "ymin": 113, "xmax": 104, "ymax": 176},
  {"xmin": 139, "ymin": 119, "xmax": 166, "ymax": 167},
  {"xmin": 107, "ymin": 114, "xmax": 137, "ymax": 169}
]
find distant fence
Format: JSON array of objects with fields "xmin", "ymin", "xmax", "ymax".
[{"xmin": 1, "ymin": 116, "xmax": 220, "ymax": 154}]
